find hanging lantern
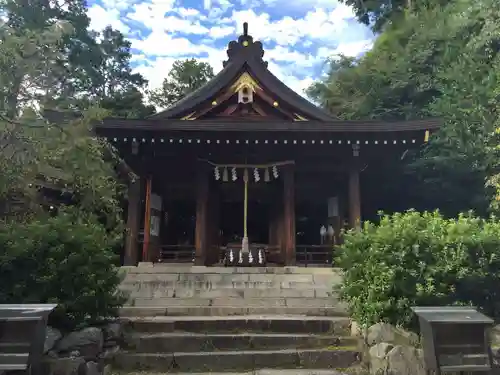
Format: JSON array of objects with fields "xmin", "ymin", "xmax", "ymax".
[
  {"xmin": 223, "ymin": 167, "xmax": 229, "ymax": 182},
  {"xmin": 231, "ymin": 167, "xmax": 237, "ymax": 181},
  {"xmin": 264, "ymin": 168, "xmax": 270, "ymax": 182},
  {"xmin": 272, "ymin": 165, "xmax": 279, "ymax": 178},
  {"xmin": 214, "ymin": 166, "xmax": 220, "ymax": 180},
  {"xmin": 254, "ymin": 168, "xmax": 260, "ymax": 182}
]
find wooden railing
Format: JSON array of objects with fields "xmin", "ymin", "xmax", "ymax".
[
  {"xmin": 295, "ymin": 245, "xmax": 334, "ymax": 267},
  {"xmin": 135, "ymin": 239, "xmax": 334, "ymax": 266},
  {"xmin": 158, "ymin": 245, "xmax": 195, "ymax": 263}
]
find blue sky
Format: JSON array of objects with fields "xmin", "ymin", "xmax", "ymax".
[{"xmin": 87, "ymin": 0, "xmax": 375, "ymax": 99}]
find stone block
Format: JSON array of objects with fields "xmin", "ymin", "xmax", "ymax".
[
  {"xmin": 174, "ymin": 288, "xmax": 243, "ymax": 299},
  {"xmin": 211, "ymin": 297, "xmax": 287, "ymax": 307},
  {"xmin": 285, "ymin": 297, "xmax": 337, "ymax": 308},
  {"xmin": 368, "ymin": 342, "xmax": 393, "ymax": 374},
  {"xmin": 366, "ymin": 323, "xmax": 419, "ymax": 347},
  {"xmin": 243, "ymin": 288, "xmax": 316, "ymax": 298},
  {"xmin": 385, "ymin": 345, "xmax": 425, "ymax": 375},
  {"xmin": 178, "ymin": 273, "xmax": 224, "ymax": 283},
  {"xmin": 132, "ymin": 297, "xmax": 212, "ymax": 307},
  {"xmin": 221, "ymin": 273, "xmax": 251, "ymax": 283},
  {"xmin": 41, "ymin": 357, "xmax": 86, "ymax": 375},
  {"xmin": 229, "ymin": 281, "xmax": 278, "ymax": 289},
  {"xmin": 56, "ymin": 327, "xmax": 104, "ymax": 361},
  {"xmin": 314, "ymin": 288, "xmax": 334, "ymax": 298},
  {"xmin": 297, "ymin": 349, "xmax": 359, "ymax": 369},
  {"xmin": 250, "ymin": 273, "xmax": 314, "ymax": 283},
  {"xmin": 110, "ymin": 352, "xmax": 174, "ymax": 372},
  {"xmin": 313, "ymin": 274, "xmax": 342, "ymax": 286},
  {"xmin": 44, "ymin": 327, "xmax": 62, "ymax": 353}
]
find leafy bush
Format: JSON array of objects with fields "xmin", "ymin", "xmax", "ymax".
[
  {"xmin": 0, "ymin": 208, "xmax": 126, "ymax": 330},
  {"xmin": 337, "ymin": 210, "xmax": 500, "ymax": 329}
]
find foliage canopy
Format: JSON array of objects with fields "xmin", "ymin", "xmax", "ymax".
[{"xmin": 308, "ymin": 0, "xmax": 500, "ymax": 216}]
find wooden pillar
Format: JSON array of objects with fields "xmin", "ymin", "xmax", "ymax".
[
  {"xmin": 268, "ymin": 195, "xmax": 282, "ymax": 264},
  {"xmin": 195, "ymin": 165, "xmax": 209, "ymax": 266},
  {"xmin": 142, "ymin": 176, "xmax": 152, "ymax": 262},
  {"xmin": 206, "ymin": 185, "xmax": 220, "ymax": 265},
  {"xmin": 283, "ymin": 164, "xmax": 296, "ymax": 266},
  {"xmin": 348, "ymin": 168, "xmax": 361, "ymax": 230},
  {"xmin": 124, "ymin": 178, "xmax": 141, "ymax": 266}
]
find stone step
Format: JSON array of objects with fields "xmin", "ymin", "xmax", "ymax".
[
  {"xmin": 106, "ymin": 371, "xmax": 349, "ymax": 375},
  {"xmin": 124, "ymin": 264, "xmax": 341, "ymax": 275},
  {"xmin": 121, "ymin": 280, "xmax": 335, "ymax": 292},
  {"xmin": 125, "ymin": 332, "xmax": 358, "ymax": 353},
  {"xmin": 120, "ymin": 316, "xmax": 351, "ymax": 335},
  {"xmin": 110, "ymin": 349, "xmax": 359, "ymax": 372},
  {"xmin": 127, "ymin": 297, "xmax": 341, "ymax": 308},
  {"xmin": 120, "ymin": 305, "xmax": 348, "ymax": 317},
  {"xmin": 127, "ymin": 273, "xmax": 338, "ymax": 280},
  {"xmin": 125, "ymin": 287, "xmax": 334, "ymax": 299}
]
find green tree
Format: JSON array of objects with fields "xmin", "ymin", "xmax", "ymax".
[
  {"xmin": 101, "ymin": 87, "xmax": 156, "ymax": 118},
  {"xmin": 309, "ymin": 0, "xmax": 500, "ymax": 216},
  {"xmin": 148, "ymin": 58, "xmax": 214, "ymax": 109},
  {"xmin": 339, "ymin": 0, "xmax": 449, "ymax": 31},
  {"xmin": 0, "ymin": 12, "xmax": 126, "ymax": 326},
  {"xmin": 95, "ymin": 26, "xmax": 147, "ymax": 98}
]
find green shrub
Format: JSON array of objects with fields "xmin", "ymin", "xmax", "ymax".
[
  {"xmin": 0, "ymin": 208, "xmax": 126, "ymax": 330},
  {"xmin": 337, "ymin": 210, "xmax": 500, "ymax": 329}
]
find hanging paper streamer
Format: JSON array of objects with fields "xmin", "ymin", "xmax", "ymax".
[
  {"xmin": 206, "ymin": 160, "xmax": 290, "ymax": 182},
  {"xmin": 272, "ymin": 165, "xmax": 279, "ymax": 179},
  {"xmin": 253, "ymin": 168, "xmax": 260, "ymax": 182}
]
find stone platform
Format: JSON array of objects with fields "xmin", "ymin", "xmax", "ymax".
[
  {"xmin": 113, "ymin": 264, "xmax": 359, "ymax": 373},
  {"xmin": 119, "ymin": 263, "xmax": 347, "ymax": 317}
]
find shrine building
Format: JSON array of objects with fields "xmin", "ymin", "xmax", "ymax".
[{"xmin": 94, "ymin": 23, "xmax": 440, "ymax": 267}]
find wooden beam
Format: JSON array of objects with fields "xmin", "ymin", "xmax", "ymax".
[
  {"xmin": 142, "ymin": 176, "xmax": 152, "ymax": 261},
  {"xmin": 283, "ymin": 164, "xmax": 296, "ymax": 266},
  {"xmin": 348, "ymin": 168, "xmax": 361, "ymax": 230},
  {"xmin": 124, "ymin": 178, "xmax": 141, "ymax": 265}
]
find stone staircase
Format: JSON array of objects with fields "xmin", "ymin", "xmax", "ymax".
[{"xmin": 113, "ymin": 264, "xmax": 359, "ymax": 373}]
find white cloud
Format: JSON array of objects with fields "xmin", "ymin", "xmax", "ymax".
[
  {"xmin": 176, "ymin": 8, "xmax": 202, "ymax": 17},
  {"xmin": 87, "ymin": 5, "xmax": 129, "ymax": 33},
  {"xmin": 208, "ymin": 25, "xmax": 235, "ymax": 39},
  {"xmin": 101, "ymin": 0, "xmax": 133, "ymax": 11},
  {"xmin": 229, "ymin": 5, "xmax": 357, "ymax": 46},
  {"xmin": 86, "ymin": 0, "xmax": 374, "ymax": 104}
]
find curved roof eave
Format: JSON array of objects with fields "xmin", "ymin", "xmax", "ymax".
[
  {"xmin": 148, "ymin": 57, "xmax": 245, "ymax": 120},
  {"xmin": 149, "ymin": 56, "xmax": 336, "ymax": 122}
]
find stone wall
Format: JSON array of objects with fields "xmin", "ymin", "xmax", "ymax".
[
  {"xmin": 362, "ymin": 322, "xmax": 424, "ymax": 375},
  {"xmin": 42, "ymin": 322, "xmax": 122, "ymax": 375}
]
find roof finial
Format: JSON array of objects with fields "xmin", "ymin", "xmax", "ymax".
[{"xmin": 243, "ymin": 22, "xmax": 248, "ymax": 36}]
